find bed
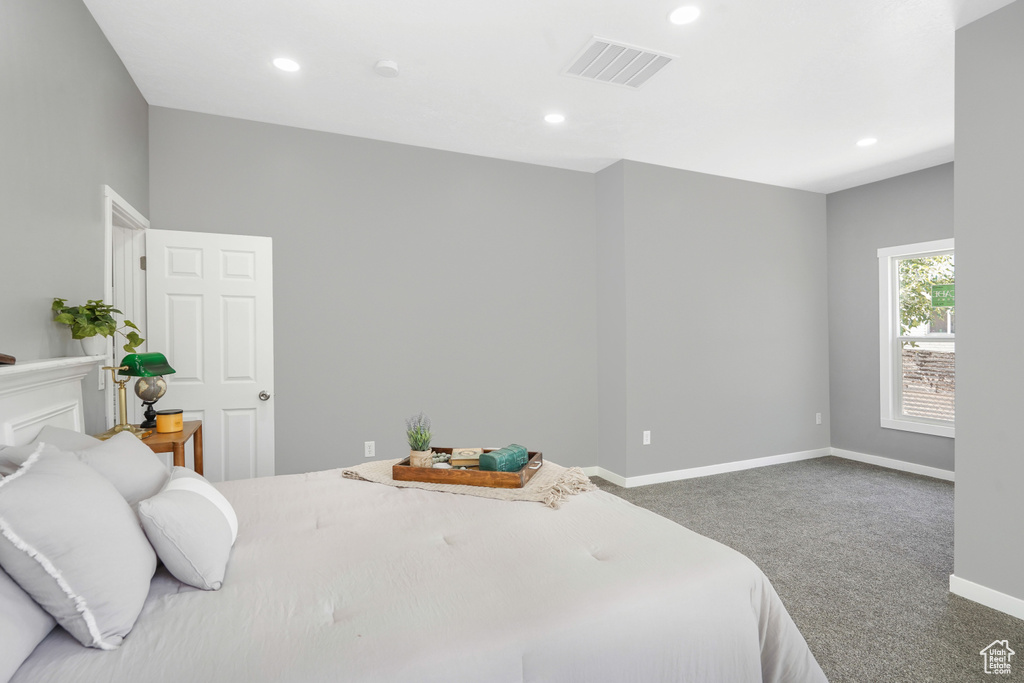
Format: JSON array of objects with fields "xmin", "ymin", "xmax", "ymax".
[{"xmin": 1, "ymin": 358, "xmax": 827, "ymax": 683}]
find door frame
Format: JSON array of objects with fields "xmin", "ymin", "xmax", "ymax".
[{"xmin": 102, "ymin": 185, "xmax": 149, "ymax": 428}]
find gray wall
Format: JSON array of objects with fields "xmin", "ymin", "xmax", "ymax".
[
  {"xmin": 826, "ymin": 163, "xmax": 955, "ymax": 471},
  {"xmin": 149, "ymin": 107, "xmax": 598, "ymax": 474},
  {"xmin": 595, "ymin": 162, "xmax": 628, "ymax": 475},
  {"xmin": 598, "ymin": 161, "xmax": 830, "ymax": 478},
  {"xmin": 0, "ymin": 0, "xmax": 149, "ymax": 432},
  {"xmin": 954, "ymin": 0, "xmax": 1024, "ymax": 603},
  {"xmin": 0, "ymin": 2, "xmax": 935, "ymax": 482}
]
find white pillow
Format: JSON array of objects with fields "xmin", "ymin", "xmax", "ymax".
[
  {"xmin": 0, "ymin": 566, "xmax": 55, "ymax": 683},
  {"xmin": 0, "ymin": 445, "xmax": 157, "ymax": 649},
  {"xmin": 0, "ymin": 431, "xmax": 167, "ymax": 506},
  {"xmin": 0, "ymin": 425, "xmax": 99, "ymax": 475},
  {"xmin": 75, "ymin": 432, "xmax": 169, "ymax": 506},
  {"xmin": 34, "ymin": 425, "xmax": 101, "ymax": 451},
  {"xmin": 137, "ymin": 467, "xmax": 238, "ymax": 591},
  {"xmin": 0, "ymin": 444, "xmax": 40, "ymax": 477}
]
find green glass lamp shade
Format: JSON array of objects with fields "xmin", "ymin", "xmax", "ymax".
[{"xmin": 118, "ymin": 353, "xmax": 176, "ymax": 377}]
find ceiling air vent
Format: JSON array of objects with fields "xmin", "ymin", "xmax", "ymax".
[{"xmin": 563, "ymin": 37, "xmax": 675, "ymax": 88}]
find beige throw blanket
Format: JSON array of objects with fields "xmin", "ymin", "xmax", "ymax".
[{"xmin": 342, "ymin": 458, "xmax": 596, "ymax": 508}]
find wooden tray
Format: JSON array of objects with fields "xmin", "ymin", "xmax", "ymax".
[{"xmin": 393, "ymin": 448, "xmax": 544, "ymax": 489}]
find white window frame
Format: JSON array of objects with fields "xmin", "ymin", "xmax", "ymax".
[{"xmin": 877, "ymin": 238, "xmax": 955, "ymax": 438}]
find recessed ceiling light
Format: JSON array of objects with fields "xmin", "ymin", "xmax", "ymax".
[
  {"xmin": 273, "ymin": 57, "xmax": 300, "ymax": 72},
  {"xmin": 669, "ymin": 6, "xmax": 701, "ymax": 25},
  {"xmin": 544, "ymin": 113, "xmax": 566, "ymax": 124},
  {"xmin": 857, "ymin": 137, "xmax": 878, "ymax": 147},
  {"xmin": 374, "ymin": 60, "xmax": 400, "ymax": 78}
]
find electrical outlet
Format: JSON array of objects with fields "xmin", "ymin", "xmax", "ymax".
[
  {"xmin": 364, "ymin": 441, "xmax": 375, "ymax": 458},
  {"xmin": 643, "ymin": 430, "xmax": 651, "ymax": 445},
  {"xmin": 815, "ymin": 413, "xmax": 822, "ymax": 425}
]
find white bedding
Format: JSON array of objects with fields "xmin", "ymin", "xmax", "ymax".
[{"xmin": 14, "ymin": 469, "xmax": 827, "ymax": 682}]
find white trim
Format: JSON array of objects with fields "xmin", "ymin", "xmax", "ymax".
[
  {"xmin": 950, "ymin": 574, "xmax": 1024, "ymax": 621},
  {"xmin": 0, "ymin": 356, "xmax": 100, "ymax": 445},
  {"xmin": 102, "ymin": 185, "xmax": 149, "ymax": 428},
  {"xmin": 880, "ymin": 418, "xmax": 955, "ymax": 439},
  {"xmin": 586, "ymin": 447, "xmax": 955, "ymax": 487},
  {"xmin": 104, "ymin": 186, "xmax": 149, "ymax": 233},
  {"xmin": 590, "ymin": 448, "xmax": 830, "ymax": 488},
  {"xmin": 877, "ymin": 238, "xmax": 954, "ymax": 259},
  {"xmin": 877, "ymin": 238, "xmax": 955, "ymax": 439},
  {"xmin": 8, "ymin": 403, "xmax": 81, "ymax": 440},
  {"xmin": 899, "ymin": 334, "xmax": 955, "ymax": 342},
  {"xmin": 829, "ymin": 447, "xmax": 954, "ymax": 481},
  {"xmin": 582, "ymin": 466, "xmax": 627, "ymax": 487},
  {"xmin": 0, "ymin": 355, "xmax": 103, "ymax": 383},
  {"xmin": 624, "ymin": 449, "xmax": 829, "ymax": 488},
  {"xmin": 878, "ymin": 252, "xmax": 895, "ymax": 429}
]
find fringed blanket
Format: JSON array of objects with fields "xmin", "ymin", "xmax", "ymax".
[{"xmin": 341, "ymin": 458, "xmax": 596, "ymax": 509}]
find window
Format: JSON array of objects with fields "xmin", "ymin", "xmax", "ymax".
[{"xmin": 877, "ymin": 239, "xmax": 955, "ymax": 438}]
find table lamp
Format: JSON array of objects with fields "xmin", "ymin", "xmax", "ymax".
[
  {"xmin": 124, "ymin": 353, "xmax": 176, "ymax": 429},
  {"xmin": 99, "ymin": 352, "xmax": 176, "ymax": 439}
]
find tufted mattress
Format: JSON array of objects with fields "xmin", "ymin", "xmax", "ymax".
[{"xmin": 13, "ymin": 468, "xmax": 827, "ymax": 682}]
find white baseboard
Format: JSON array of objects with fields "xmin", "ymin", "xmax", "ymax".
[
  {"xmin": 830, "ymin": 448, "xmax": 954, "ymax": 481},
  {"xmin": 583, "ymin": 466, "xmax": 626, "ymax": 487},
  {"xmin": 950, "ymin": 574, "xmax": 1024, "ymax": 621},
  {"xmin": 588, "ymin": 448, "xmax": 829, "ymax": 489},
  {"xmin": 584, "ymin": 447, "xmax": 954, "ymax": 488}
]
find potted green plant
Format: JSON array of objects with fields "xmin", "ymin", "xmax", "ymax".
[
  {"xmin": 406, "ymin": 412, "xmax": 433, "ymax": 467},
  {"xmin": 52, "ymin": 298, "xmax": 144, "ymax": 355}
]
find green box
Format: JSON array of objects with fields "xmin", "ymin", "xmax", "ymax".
[{"xmin": 479, "ymin": 444, "xmax": 529, "ymax": 472}]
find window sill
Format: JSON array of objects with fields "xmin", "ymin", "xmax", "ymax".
[{"xmin": 881, "ymin": 418, "xmax": 954, "ymax": 439}]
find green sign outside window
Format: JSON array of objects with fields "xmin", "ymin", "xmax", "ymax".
[{"xmin": 931, "ymin": 284, "xmax": 955, "ymax": 307}]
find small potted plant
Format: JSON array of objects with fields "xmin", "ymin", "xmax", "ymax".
[
  {"xmin": 406, "ymin": 412, "xmax": 433, "ymax": 467},
  {"xmin": 52, "ymin": 298, "xmax": 145, "ymax": 356}
]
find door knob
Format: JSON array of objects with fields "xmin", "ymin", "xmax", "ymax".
[{"xmin": 259, "ymin": 391, "xmax": 271, "ymax": 401}]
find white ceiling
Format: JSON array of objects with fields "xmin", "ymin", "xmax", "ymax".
[{"xmin": 82, "ymin": 0, "xmax": 1016, "ymax": 194}]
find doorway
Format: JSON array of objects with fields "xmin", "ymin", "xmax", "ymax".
[{"xmin": 103, "ymin": 185, "xmax": 149, "ymax": 428}]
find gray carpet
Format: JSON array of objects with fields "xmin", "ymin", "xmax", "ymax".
[{"xmin": 592, "ymin": 456, "xmax": 1024, "ymax": 683}]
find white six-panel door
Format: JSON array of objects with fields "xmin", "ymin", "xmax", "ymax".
[{"xmin": 146, "ymin": 230, "xmax": 274, "ymax": 481}]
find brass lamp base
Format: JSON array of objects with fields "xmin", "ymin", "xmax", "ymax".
[
  {"xmin": 99, "ymin": 365, "xmax": 153, "ymax": 441},
  {"xmin": 95, "ymin": 423, "xmax": 152, "ymax": 441}
]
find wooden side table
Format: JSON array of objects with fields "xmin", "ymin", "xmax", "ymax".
[{"xmin": 142, "ymin": 420, "xmax": 204, "ymax": 475}]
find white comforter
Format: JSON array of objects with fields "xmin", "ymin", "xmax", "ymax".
[{"xmin": 14, "ymin": 469, "xmax": 827, "ymax": 682}]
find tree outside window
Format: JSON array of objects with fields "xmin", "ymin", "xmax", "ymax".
[
  {"xmin": 878, "ymin": 239, "xmax": 955, "ymax": 438},
  {"xmin": 897, "ymin": 254, "xmax": 954, "ymax": 424}
]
